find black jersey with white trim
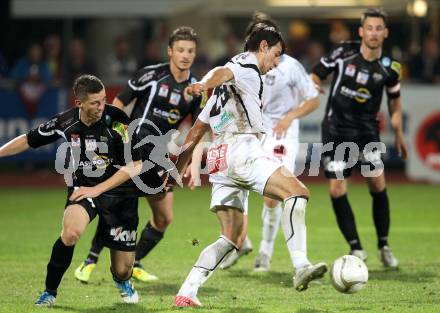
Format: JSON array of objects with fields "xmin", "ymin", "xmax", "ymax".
[
  {"xmin": 312, "ymin": 41, "xmax": 401, "ymax": 136},
  {"xmin": 117, "ymin": 63, "xmax": 205, "ymax": 136},
  {"xmin": 27, "ymin": 105, "xmax": 141, "ymax": 195}
]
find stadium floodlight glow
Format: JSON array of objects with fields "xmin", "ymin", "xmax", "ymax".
[{"xmin": 413, "ymin": 0, "xmax": 428, "ymax": 17}]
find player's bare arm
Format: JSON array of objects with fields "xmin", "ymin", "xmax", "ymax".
[
  {"xmin": 69, "ymin": 160, "xmax": 142, "ymax": 201},
  {"xmin": 175, "ymin": 119, "xmax": 210, "ymax": 176},
  {"xmin": 112, "ymin": 97, "xmax": 125, "ymax": 110},
  {"xmin": 388, "ymin": 97, "xmax": 408, "ymax": 160},
  {"xmin": 0, "ymin": 134, "xmax": 30, "ymax": 157},
  {"xmin": 186, "ymin": 66, "xmax": 234, "ymax": 96},
  {"xmin": 310, "ymin": 73, "xmax": 325, "ymax": 94},
  {"xmin": 273, "ymin": 96, "xmax": 320, "ymax": 138}
]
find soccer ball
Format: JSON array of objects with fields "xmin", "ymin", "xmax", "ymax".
[{"xmin": 330, "ymin": 255, "xmax": 368, "ymax": 293}]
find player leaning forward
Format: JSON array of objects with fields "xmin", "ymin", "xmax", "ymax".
[
  {"xmin": 0, "ymin": 75, "xmax": 142, "ymax": 306},
  {"xmin": 172, "ymin": 23, "xmax": 327, "ymax": 307}
]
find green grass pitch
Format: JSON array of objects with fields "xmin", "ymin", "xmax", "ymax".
[{"xmin": 0, "ymin": 183, "xmax": 439, "ymax": 313}]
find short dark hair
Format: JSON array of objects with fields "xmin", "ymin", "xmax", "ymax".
[
  {"xmin": 245, "ymin": 11, "xmax": 279, "ymax": 37},
  {"xmin": 244, "ymin": 22, "xmax": 285, "ymax": 54},
  {"xmin": 361, "ymin": 8, "xmax": 388, "ymax": 26},
  {"xmin": 73, "ymin": 75, "xmax": 104, "ymax": 101},
  {"xmin": 168, "ymin": 26, "xmax": 198, "ymax": 47}
]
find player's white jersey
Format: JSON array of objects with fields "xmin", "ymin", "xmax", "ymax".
[
  {"xmin": 262, "ymin": 55, "xmax": 318, "ymax": 137},
  {"xmin": 198, "ymin": 52, "xmax": 264, "ymax": 134}
]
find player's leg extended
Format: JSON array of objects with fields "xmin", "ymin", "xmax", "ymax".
[
  {"xmin": 254, "ymin": 196, "xmax": 282, "ymax": 272},
  {"xmin": 132, "ymin": 192, "xmax": 172, "ymax": 281},
  {"xmin": 264, "ymin": 167, "xmax": 327, "ymax": 291},
  {"xmin": 175, "ymin": 206, "xmax": 241, "ymax": 307},
  {"xmin": 74, "ymin": 226, "xmax": 104, "ymax": 283},
  {"xmin": 36, "ymin": 204, "xmax": 89, "ymax": 306},
  {"xmin": 329, "ymin": 179, "xmax": 366, "ymax": 260},
  {"xmin": 110, "ymin": 250, "xmax": 139, "ymax": 303},
  {"xmin": 365, "ymin": 173, "xmax": 398, "ymax": 267},
  {"xmin": 219, "ymin": 214, "xmax": 253, "ymax": 269}
]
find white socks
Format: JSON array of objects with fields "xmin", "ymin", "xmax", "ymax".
[
  {"xmin": 258, "ymin": 204, "xmax": 282, "ymax": 258},
  {"xmin": 178, "ymin": 235, "xmax": 237, "ymax": 298},
  {"xmin": 281, "ymin": 196, "xmax": 311, "ymax": 270}
]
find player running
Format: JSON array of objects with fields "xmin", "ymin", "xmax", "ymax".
[
  {"xmin": 311, "ymin": 8, "xmax": 407, "ymax": 267},
  {"xmin": 220, "ymin": 12, "xmax": 321, "ymax": 272},
  {"xmin": 74, "ymin": 26, "xmax": 207, "ymax": 283},
  {"xmin": 0, "ymin": 75, "xmax": 143, "ymax": 306},
  {"xmin": 171, "ymin": 23, "xmax": 327, "ymax": 307}
]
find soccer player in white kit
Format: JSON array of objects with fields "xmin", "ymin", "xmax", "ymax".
[
  {"xmin": 220, "ymin": 14, "xmax": 321, "ymax": 272},
  {"xmin": 171, "ymin": 23, "xmax": 327, "ymax": 307}
]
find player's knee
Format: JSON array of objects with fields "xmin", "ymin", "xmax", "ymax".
[
  {"xmin": 61, "ymin": 227, "xmax": 81, "ymax": 246},
  {"xmin": 264, "ymin": 197, "xmax": 279, "ymax": 208},
  {"xmin": 153, "ymin": 215, "xmax": 172, "ymax": 231},
  {"xmin": 329, "ymin": 184, "xmax": 346, "ymax": 198},
  {"xmin": 112, "ymin": 263, "xmax": 132, "ymax": 281}
]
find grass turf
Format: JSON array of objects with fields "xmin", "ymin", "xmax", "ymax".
[{"xmin": 0, "ymin": 183, "xmax": 439, "ymax": 313}]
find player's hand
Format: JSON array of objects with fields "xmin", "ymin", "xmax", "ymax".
[
  {"xmin": 395, "ymin": 132, "xmax": 408, "ymax": 160},
  {"xmin": 315, "ymin": 83, "xmax": 325, "ymax": 94},
  {"xmin": 273, "ymin": 118, "xmax": 291, "ymax": 139},
  {"xmin": 70, "ymin": 186, "xmax": 102, "ymax": 202},
  {"xmin": 184, "ymin": 165, "xmax": 201, "ymax": 190},
  {"xmin": 185, "ymin": 82, "xmax": 205, "ymax": 97}
]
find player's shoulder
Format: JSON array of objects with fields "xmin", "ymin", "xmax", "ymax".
[
  {"xmin": 379, "ymin": 54, "xmax": 401, "ymax": 79},
  {"xmin": 228, "ymin": 52, "xmax": 260, "ymax": 77},
  {"xmin": 102, "ymin": 105, "xmax": 131, "ymax": 127},
  {"xmin": 281, "ymin": 54, "xmax": 304, "ymax": 70},
  {"xmin": 329, "ymin": 41, "xmax": 360, "ymax": 60},
  {"xmin": 56, "ymin": 107, "xmax": 80, "ymax": 130},
  {"xmin": 132, "ymin": 63, "xmax": 169, "ymax": 84}
]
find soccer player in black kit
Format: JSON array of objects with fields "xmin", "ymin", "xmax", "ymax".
[
  {"xmin": 75, "ymin": 26, "xmax": 206, "ymax": 282},
  {"xmin": 311, "ymin": 9, "xmax": 407, "ymax": 268},
  {"xmin": 0, "ymin": 75, "xmax": 143, "ymax": 306}
]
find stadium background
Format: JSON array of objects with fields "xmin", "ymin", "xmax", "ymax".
[{"xmin": 0, "ymin": 1, "xmax": 439, "ymax": 312}]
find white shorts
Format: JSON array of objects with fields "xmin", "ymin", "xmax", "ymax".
[
  {"xmin": 261, "ymin": 129, "xmax": 299, "ymax": 173},
  {"xmin": 208, "ymin": 134, "xmax": 282, "ymax": 214}
]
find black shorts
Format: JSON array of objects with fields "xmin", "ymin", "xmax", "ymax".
[
  {"xmin": 66, "ymin": 188, "xmax": 139, "ymax": 251},
  {"xmin": 321, "ymin": 132, "xmax": 385, "ymax": 179}
]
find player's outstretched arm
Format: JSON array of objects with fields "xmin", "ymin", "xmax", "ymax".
[
  {"xmin": 69, "ymin": 160, "xmax": 142, "ymax": 201},
  {"xmin": 175, "ymin": 119, "xmax": 210, "ymax": 178},
  {"xmin": 186, "ymin": 66, "xmax": 234, "ymax": 96},
  {"xmin": 388, "ymin": 97, "xmax": 408, "ymax": 160},
  {"xmin": 0, "ymin": 134, "xmax": 30, "ymax": 158}
]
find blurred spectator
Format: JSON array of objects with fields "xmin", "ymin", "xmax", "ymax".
[
  {"xmin": 63, "ymin": 38, "xmax": 96, "ymax": 87},
  {"xmin": 140, "ymin": 40, "xmax": 163, "ymax": 67},
  {"xmin": 287, "ymin": 21, "xmax": 310, "ymax": 60},
  {"xmin": 213, "ymin": 33, "xmax": 239, "ymax": 67},
  {"xmin": 11, "ymin": 43, "xmax": 52, "ymax": 82},
  {"xmin": 0, "ymin": 51, "xmax": 7, "ymax": 77},
  {"xmin": 329, "ymin": 20, "xmax": 351, "ymax": 45},
  {"xmin": 103, "ymin": 36, "xmax": 137, "ymax": 85},
  {"xmin": 44, "ymin": 34, "xmax": 62, "ymax": 83},
  {"xmin": 408, "ymin": 36, "xmax": 440, "ymax": 84},
  {"xmin": 301, "ymin": 41, "xmax": 325, "ymax": 72}
]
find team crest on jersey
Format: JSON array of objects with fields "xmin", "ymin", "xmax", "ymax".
[
  {"xmin": 356, "ymin": 71, "xmax": 369, "ymax": 85},
  {"xmin": 265, "ymin": 75, "xmax": 275, "ymax": 85},
  {"xmin": 158, "ymin": 84, "xmax": 169, "ymax": 97},
  {"xmin": 381, "ymin": 57, "xmax": 391, "ymax": 67},
  {"xmin": 169, "ymin": 92, "xmax": 181, "ymax": 106},
  {"xmin": 344, "ymin": 64, "xmax": 356, "ymax": 77},
  {"xmin": 85, "ymin": 138, "xmax": 97, "ymax": 151},
  {"xmin": 71, "ymin": 134, "xmax": 80, "ymax": 147}
]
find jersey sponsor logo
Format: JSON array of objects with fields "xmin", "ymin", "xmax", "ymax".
[
  {"xmin": 138, "ymin": 70, "xmax": 154, "ymax": 83},
  {"xmin": 158, "ymin": 84, "xmax": 169, "ymax": 97},
  {"xmin": 152, "ymin": 107, "xmax": 181, "ymax": 124},
  {"xmin": 356, "ymin": 71, "xmax": 369, "ymax": 85},
  {"xmin": 169, "ymin": 91, "xmax": 181, "ymax": 106},
  {"xmin": 85, "ymin": 138, "xmax": 97, "ymax": 151},
  {"xmin": 340, "ymin": 86, "xmax": 371, "ymax": 103},
  {"xmin": 344, "ymin": 64, "xmax": 356, "ymax": 77},
  {"xmin": 265, "ymin": 74, "xmax": 276, "ymax": 85},
  {"xmin": 207, "ymin": 144, "xmax": 228, "ymax": 174},
  {"xmin": 213, "ymin": 111, "xmax": 234, "ymax": 132},
  {"xmin": 71, "ymin": 134, "xmax": 80, "ymax": 147},
  {"xmin": 273, "ymin": 144, "xmax": 287, "ymax": 157},
  {"xmin": 381, "ymin": 57, "xmax": 391, "ymax": 67},
  {"xmin": 78, "ymin": 156, "xmax": 113, "ymax": 169},
  {"xmin": 110, "ymin": 227, "xmax": 137, "ymax": 243}
]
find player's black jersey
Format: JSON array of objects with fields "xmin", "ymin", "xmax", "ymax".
[
  {"xmin": 117, "ymin": 63, "xmax": 206, "ymax": 137},
  {"xmin": 312, "ymin": 41, "xmax": 401, "ymax": 136},
  {"xmin": 27, "ymin": 105, "xmax": 141, "ymax": 195}
]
